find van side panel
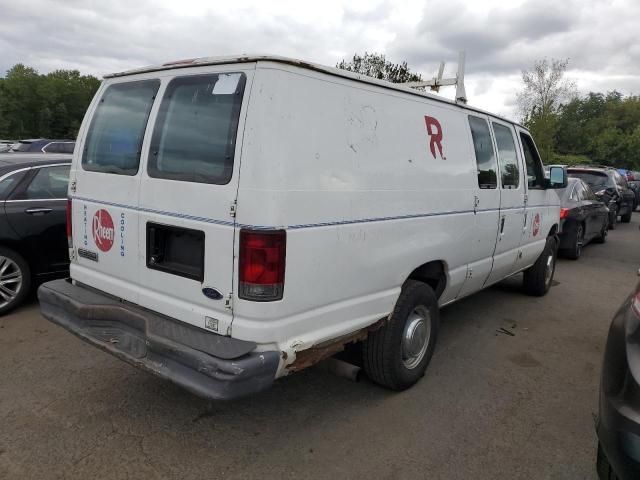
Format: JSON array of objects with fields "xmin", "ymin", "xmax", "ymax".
[{"xmin": 234, "ymin": 64, "xmax": 478, "ymax": 355}]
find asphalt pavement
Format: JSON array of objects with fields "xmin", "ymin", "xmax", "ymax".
[{"xmin": 1, "ymin": 215, "xmax": 639, "ymax": 479}]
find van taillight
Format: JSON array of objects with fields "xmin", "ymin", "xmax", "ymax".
[
  {"xmin": 239, "ymin": 229, "xmax": 286, "ymax": 301},
  {"xmin": 66, "ymin": 199, "xmax": 73, "ymax": 247}
]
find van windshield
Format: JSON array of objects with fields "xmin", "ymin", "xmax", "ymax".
[
  {"xmin": 147, "ymin": 73, "xmax": 246, "ymax": 185},
  {"xmin": 82, "ymin": 80, "xmax": 160, "ymax": 175}
]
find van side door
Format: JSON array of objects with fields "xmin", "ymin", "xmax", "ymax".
[
  {"xmin": 485, "ymin": 120, "xmax": 526, "ymax": 286},
  {"xmin": 456, "ymin": 115, "xmax": 501, "ymax": 298},
  {"xmin": 513, "ymin": 129, "xmax": 551, "ymax": 271}
]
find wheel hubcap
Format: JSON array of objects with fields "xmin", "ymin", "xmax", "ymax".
[
  {"xmin": 544, "ymin": 252, "xmax": 555, "ymax": 286},
  {"xmin": 402, "ymin": 306, "xmax": 431, "ymax": 369},
  {"xmin": 0, "ymin": 256, "xmax": 22, "ymax": 308}
]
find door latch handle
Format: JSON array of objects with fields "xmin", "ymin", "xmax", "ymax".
[
  {"xmin": 500, "ymin": 216, "xmax": 506, "ymax": 234},
  {"xmin": 25, "ymin": 208, "xmax": 52, "ymax": 215}
]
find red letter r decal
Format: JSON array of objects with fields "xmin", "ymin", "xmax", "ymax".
[{"xmin": 424, "ymin": 116, "xmax": 445, "ymax": 160}]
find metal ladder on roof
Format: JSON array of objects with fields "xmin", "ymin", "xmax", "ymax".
[{"xmin": 402, "ymin": 51, "xmax": 467, "ymax": 104}]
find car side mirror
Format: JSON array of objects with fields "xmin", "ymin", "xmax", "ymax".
[{"xmin": 548, "ymin": 166, "xmax": 567, "ymax": 189}]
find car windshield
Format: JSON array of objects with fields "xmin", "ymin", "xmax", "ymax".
[{"xmin": 568, "ymin": 171, "xmax": 615, "ymax": 190}]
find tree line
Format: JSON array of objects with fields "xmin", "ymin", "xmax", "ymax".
[{"xmin": 0, "ymin": 64, "xmax": 100, "ymax": 140}]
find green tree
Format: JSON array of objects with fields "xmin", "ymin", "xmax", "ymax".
[
  {"xmin": 554, "ymin": 91, "xmax": 640, "ymax": 170},
  {"xmin": 337, "ymin": 52, "xmax": 422, "ymax": 83},
  {"xmin": 0, "ymin": 64, "xmax": 100, "ymax": 139}
]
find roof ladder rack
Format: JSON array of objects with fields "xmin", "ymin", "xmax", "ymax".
[{"xmin": 403, "ymin": 51, "xmax": 467, "ymax": 104}]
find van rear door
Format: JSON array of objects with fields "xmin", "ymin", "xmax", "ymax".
[
  {"xmin": 136, "ymin": 70, "xmax": 249, "ymax": 336},
  {"xmin": 72, "ymin": 78, "xmax": 161, "ymax": 305}
]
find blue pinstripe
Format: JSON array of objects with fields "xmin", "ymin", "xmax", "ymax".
[{"xmin": 72, "ymin": 196, "xmax": 558, "ymax": 231}]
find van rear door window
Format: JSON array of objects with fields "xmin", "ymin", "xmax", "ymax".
[
  {"xmin": 82, "ymin": 80, "xmax": 160, "ymax": 175},
  {"xmin": 147, "ymin": 73, "xmax": 246, "ymax": 185},
  {"xmin": 468, "ymin": 116, "xmax": 498, "ymax": 189}
]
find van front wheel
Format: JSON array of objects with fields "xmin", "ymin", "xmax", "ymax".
[
  {"xmin": 363, "ymin": 280, "xmax": 439, "ymax": 390},
  {"xmin": 523, "ymin": 236, "xmax": 557, "ymax": 297}
]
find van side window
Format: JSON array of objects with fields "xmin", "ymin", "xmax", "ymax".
[
  {"xmin": 468, "ymin": 116, "xmax": 497, "ymax": 189},
  {"xmin": 82, "ymin": 80, "xmax": 160, "ymax": 175},
  {"xmin": 492, "ymin": 123, "xmax": 519, "ymax": 189},
  {"xmin": 519, "ymin": 132, "xmax": 545, "ymax": 189},
  {"xmin": 148, "ymin": 73, "xmax": 246, "ymax": 185}
]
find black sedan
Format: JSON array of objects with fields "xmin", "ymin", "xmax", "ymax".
[
  {"xmin": 558, "ymin": 178, "xmax": 609, "ymax": 259},
  {"xmin": 0, "ymin": 154, "xmax": 71, "ymax": 314},
  {"xmin": 568, "ymin": 167, "xmax": 635, "ymax": 228},
  {"xmin": 597, "ymin": 279, "xmax": 640, "ymax": 480}
]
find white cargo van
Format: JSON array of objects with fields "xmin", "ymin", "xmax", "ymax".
[{"xmin": 39, "ymin": 55, "xmax": 566, "ymax": 399}]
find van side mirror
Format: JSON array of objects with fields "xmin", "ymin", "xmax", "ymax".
[{"xmin": 548, "ymin": 166, "xmax": 567, "ymax": 189}]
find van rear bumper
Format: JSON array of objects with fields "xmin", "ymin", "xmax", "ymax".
[{"xmin": 38, "ymin": 279, "xmax": 280, "ymax": 400}]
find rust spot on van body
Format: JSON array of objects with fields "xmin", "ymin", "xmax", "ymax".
[{"xmin": 288, "ymin": 317, "xmax": 386, "ymax": 372}]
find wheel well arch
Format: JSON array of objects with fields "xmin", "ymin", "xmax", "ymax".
[
  {"xmin": 548, "ymin": 223, "xmax": 559, "ymax": 237},
  {"xmin": 0, "ymin": 240, "xmax": 34, "ymax": 272},
  {"xmin": 406, "ymin": 260, "xmax": 447, "ymax": 299}
]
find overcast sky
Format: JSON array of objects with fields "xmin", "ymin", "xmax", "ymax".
[{"xmin": 1, "ymin": 0, "xmax": 638, "ymax": 120}]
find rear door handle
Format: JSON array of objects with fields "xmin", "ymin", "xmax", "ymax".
[
  {"xmin": 500, "ymin": 216, "xmax": 506, "ymax": 234},
  {"xmin": 25, "ymin": 208, "xmax": 52, "ymax": 215}
]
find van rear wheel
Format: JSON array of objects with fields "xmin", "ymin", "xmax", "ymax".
[
  {"xmin": 363, "ymin": 280, "xmax": 439, "ymax": 390},
  {"xmin": 523, "ymin": 236, "xmax": 557, "ymax": 297}
]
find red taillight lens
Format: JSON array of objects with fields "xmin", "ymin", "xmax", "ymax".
[
  {"xmin": 560, "ymin": 208, "xmax": 569, "ymax": 219},
  {"xmin": 239, "ymin": 229, "xmax": 286, "ymax": 301},
  {"xmin": 66, "ymin": 199, "xmax": 72, "ymax": 247}
]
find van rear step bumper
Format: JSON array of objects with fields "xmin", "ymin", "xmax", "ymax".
[{"xmin": 38, "ymin": 279, "xmax": 280, "ymax": 400}]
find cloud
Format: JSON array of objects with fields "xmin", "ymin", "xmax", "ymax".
[{"xmin": 0, "ymin": 0, "xmax": 638, "ymax": 120}]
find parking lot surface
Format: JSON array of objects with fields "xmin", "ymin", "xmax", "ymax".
[{"xmin": 1, "ymin": 217, "xmax": 639, "ymax": 480}]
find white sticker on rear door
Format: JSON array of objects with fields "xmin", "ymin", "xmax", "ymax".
[{"xmin": 212, "ymin": 73, "xmax": 241, "ymax": 95}]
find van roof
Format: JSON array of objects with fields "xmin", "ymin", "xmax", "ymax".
[{"xmin": 104, "ymin": 54, "xmax": 523, "ymax": 129}]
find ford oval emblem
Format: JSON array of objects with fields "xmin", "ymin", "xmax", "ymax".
[{"xmin": 202, "ymin": 287, "xmax": 223, "ymax": 300}]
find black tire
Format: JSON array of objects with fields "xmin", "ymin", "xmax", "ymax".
[
  {"xmin": 523, "ymin": 236, "xmax": 557, "ymax": 296},
  {"xmin": 596, "ymin": 442, "xmax": 619, "ymax": 480},
  {"xmin": 564, "ymin": 224, "xmax": 584, "ymax": 260},
  {"xmin": 594, "ymin": 223, "xmax": 607, "ymax": 244},
  {"xmin": 0, "ymin": 246, "xmax": 31, "ymax": 316},
  {"xmin": 363, "ymin": 280, "xmax": 439, "ymax": 391},
  {"xmin": 609, "ymin": 205, "xmax": 618, "ymax": 230},
  {"xmin": 621, "ymin": 210, "xmax": 632, "ymax": 223}
]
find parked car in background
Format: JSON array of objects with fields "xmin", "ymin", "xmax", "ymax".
[
  {"xmin": 558, "ymin": 178, "xmax": 609, "ymax": 259},
  {"xmin": 0, "ymin": 141, "xmax": 15, "ymax": 153},
  {"xmin": 597, "ymin": 279, "xmax": 640, "ymax": 480},
  {"xmin": 11, "ymin": 139, "xmax": 75, "ymax": 154},
  {"xmin": 628, "ymin": 175, "xmax": 640, "ymax": 211},
  {"xmin": 0, "ymin": 153, "xmax": 71, "ymax": 314},
  {"xmin": 568, "ymin": 167, "xmax": 635, "ymax": 228}
]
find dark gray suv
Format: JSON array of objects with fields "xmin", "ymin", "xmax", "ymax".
[{"xmin": 568, "ymin": 167, "xmax": 635, "ymax": 229}]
